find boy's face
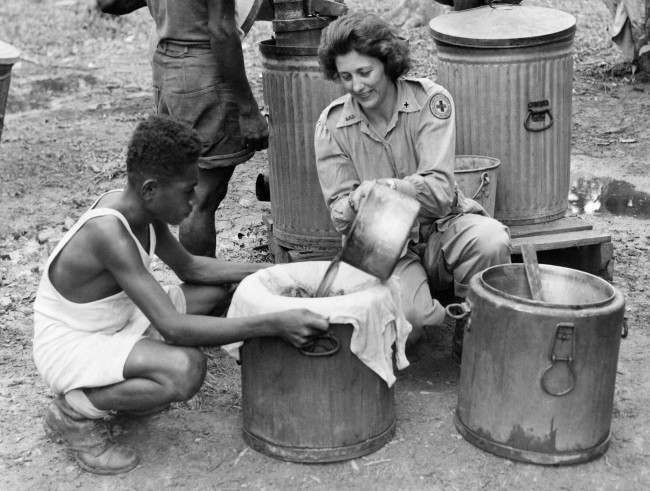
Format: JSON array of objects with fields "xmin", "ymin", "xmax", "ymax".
[{"xmin": 147, "ymin": 165, "xmax": 198, "ymax": 225}]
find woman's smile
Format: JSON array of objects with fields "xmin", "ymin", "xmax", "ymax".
[{"xmin": 335, "ymin": 50, "xmax": 396, "ymax": 116}]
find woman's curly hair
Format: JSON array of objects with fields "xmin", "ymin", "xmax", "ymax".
[{"xmin": 318, "ymin": 12, "xmax": 411, "ymax": 82}]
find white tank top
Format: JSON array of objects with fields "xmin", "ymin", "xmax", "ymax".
[{"xmin": 33, "ymin": 192, "xmax": 156, "ymax": 334}]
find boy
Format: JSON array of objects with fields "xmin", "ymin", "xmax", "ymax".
[{"xmin": 33, "ymin": 116, "xmax": 328, "ymax": 474}]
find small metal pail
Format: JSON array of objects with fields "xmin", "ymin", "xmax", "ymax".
[
  {"xmin": 454, "ymin": 155, "xmax": 500, "ymax": 216},
  {"xmin": 341, "ymin": 185, "xmax": 420, "ymax": 281}
]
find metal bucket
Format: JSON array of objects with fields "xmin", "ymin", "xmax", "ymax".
[
  {"xmin": 454, "ymin": 155, "xmax": 500, "ymax": 217},
  {"xmin": 430, "ymin": 5, "xmax": 576, "ymax": 225},
  {"xmin": 241, "ymin": 321, "xmax": 396, "ymax": 463},
  {"xmin": 453, "ymin": 264, "xmax": 626, "ymax": 465},
  {"xmin": 0, "ymin": 41, "xmax": 20, "ymax": 142},
  {"xmin": 259, "ymin": 40, "xmax": 344, "ymax": 253}
]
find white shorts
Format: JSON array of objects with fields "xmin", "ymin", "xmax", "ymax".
[{"xmin": 33, "ymin": 285, "xmax": 186, "ymax": 395}]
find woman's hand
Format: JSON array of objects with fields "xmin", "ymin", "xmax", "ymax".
[
  {"xmin": 376, "ymin": 177, "xmax": 417, "ymax": 198},
  {"xmin": 349, "ymin": 180, "xmax": 376, "ymax": 211}
]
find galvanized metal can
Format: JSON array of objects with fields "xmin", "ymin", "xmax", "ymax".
[
  {"xmin": 452, "ymin": 264, "xmax": 626, "ymax": 465},
  {"xmin": 259, "ymin": 40, "xmax": 343, "ymax": 252},
  {"xmin": 0, "ymin": 41, "xmax": 20, "ymax": 142},
  {"xmin": 430, "ymin": 5, "xmax": 576, "ymax": 225},
  {"xmin": 241, "ymin": 322, "xmax": 396, "ymax": 463}
]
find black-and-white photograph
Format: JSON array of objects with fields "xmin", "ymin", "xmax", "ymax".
[{"xmin": 0, "ymin": 0, "xmax": 648, "ymax": 488}]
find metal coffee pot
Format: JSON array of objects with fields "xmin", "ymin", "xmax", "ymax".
[
  {"xmin": 315, "ymin": 183, "xmax": 420, "ymax": 297},
  {"xmin": 342, "ymin": 184, "xmax": 421, "ymax": 280}
]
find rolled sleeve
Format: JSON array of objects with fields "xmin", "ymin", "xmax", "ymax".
[
  {"xmin": 403, "ymin": 89, "xmax": 457, "ymax": 220},
  {"xmin": 314, "ymin": 116, "xmax": 359, "ymax": 234}
]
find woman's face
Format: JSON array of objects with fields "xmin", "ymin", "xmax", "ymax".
[{"xmin": 335, "ymin": 50, "xmax": 391, "ymax": 113}]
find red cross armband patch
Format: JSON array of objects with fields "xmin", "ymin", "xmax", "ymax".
[{"xmin": 429, "ymin": 93, "xmax": 452, "ymax": 119}]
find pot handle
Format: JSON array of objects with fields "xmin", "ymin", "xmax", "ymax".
[
  {"xmin": 299, "ymin": 332, "xmax": 340, "ymax": 357},
  {"xmin": 445, "ymin": 301, "xmax": 472, "ymax": 331},
  {"xmin": 621, "ymin": 317, "xmax": 629, "ymax": 339},
  {"xmin": 541, "ymin": 323, "xmax": 576, "ymax": 396},
  {"xmin": 471, "ymin": 172, "xmax": 491, "ymax": 201}
]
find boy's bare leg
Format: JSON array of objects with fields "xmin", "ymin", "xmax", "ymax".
[
  {"xmin": 85, "ymin": 339, "xmax": 206, "ymax": 412},
  {"xmin": 85, "ymin": 284, "xmax": 232, "ymax": 412}
]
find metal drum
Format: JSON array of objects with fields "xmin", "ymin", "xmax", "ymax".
[
  {"xmin": 430, "ymin": 5, "xmax": 576, "ymax": 225},
  {"xmin": 260, "ymin": 40, "xmax": 344, "ymax": 252},
  {"xmin": 240, "ymin": 322, "xmax": 396, "ymax": 463},
  {"xmin": 454, "ymin": 264, "xmax": 626, "ymax": 464},
  {"xmin": 0, "ymin": 41, "xmax": 20, "ymax": 142}
]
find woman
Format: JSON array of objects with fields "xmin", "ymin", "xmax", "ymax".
[{"xmin": 314, "ymin": 13, "xmax": 511, "ymax": 359}]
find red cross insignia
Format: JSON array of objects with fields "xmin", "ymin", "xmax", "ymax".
[{"xmin": 429, "ymin": 93, "xmax": 452, "ymax": 119}]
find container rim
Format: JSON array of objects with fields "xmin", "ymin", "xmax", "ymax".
[
  {"xmin": 429, "ymin": 5, "xmax": 576, "ymax": 49},
  {"xmin": 259, "ymin": 38, "xmax": 318, "ymax": 56},
  {"xmin": 478, "ymin": 263, "xmax": 617, "ymax": 309},
  {"xmin": 454, "ymin": 155, "xmax": 501, "ymax": 174},
  {"xmin": 0, "ymin": 40, "xmax": 20, "ymax": 65}
]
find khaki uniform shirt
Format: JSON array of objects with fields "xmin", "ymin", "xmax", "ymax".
[{"xmin": 314, "ymin": 77, "xmax": 485, "ymax": 243}]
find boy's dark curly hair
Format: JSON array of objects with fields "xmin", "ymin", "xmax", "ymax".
[
  {"xmin": 126, "ymin": 115, "xmax": 202, "ymax": 183},
  {"xmin": 318, "ymin": 12, "xmax": 411, "ymax": 82}
]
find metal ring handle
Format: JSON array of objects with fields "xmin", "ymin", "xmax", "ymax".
[
  {"xmin": 299, "ymin": 333, "xmax": 340, "ymax": 357},
  {"xmin": 621, "ymin": 317, "xmax": 629, "ymax": 339},
  {"xmin": 471, "ymin": 172, "xmax": 490, "ymax": 200},
  {"xmin": 445, "ymin": 302, "xmax": 471, "ymax": 320},
  {"xmin": 524, "ymin": 100, "xmax": 554, "ymax": 132},
  {"xmin": 540, "ymin": 323, "xmax": 576, "ymax": 396},
  {"xmin": 541, "ymin": 362, "xmax": 576, "ymax": 396}
]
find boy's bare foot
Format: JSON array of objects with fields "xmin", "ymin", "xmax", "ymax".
[{"xmin": 44, "ymin": 397, "xmax": 139, "ymax": 475}]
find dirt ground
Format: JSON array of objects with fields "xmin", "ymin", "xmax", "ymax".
[{"xmin": 0, "ymin": 0, "xmax": 648, "ymax": 489}]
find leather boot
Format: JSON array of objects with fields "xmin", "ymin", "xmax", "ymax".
[{"xmin": 44, "ymin": 397, "xmax": 139, "ymax": 475}]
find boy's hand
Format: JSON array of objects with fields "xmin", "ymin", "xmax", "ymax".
[{"xmin": 271, "ymin": 309, "xmax": 329, "ymax": 348}]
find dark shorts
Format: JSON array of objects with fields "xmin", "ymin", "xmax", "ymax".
[{"xmin": 152, "ymin": 41, "xmax": 254, "ymax": 169}]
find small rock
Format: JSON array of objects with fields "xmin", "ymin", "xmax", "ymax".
[
  {"xmin": 238, "ymin": 198, "xmax": 252, "ymax": 208},
  {"xmin": 0, "ymin": 297, "xmax": 12, "ymax": 310},
  {"xmin": 37, "ymin": 228, "xmax": 58, "ymax": 244},
  {"xmin": 63, "ymin": 217, "xmax": 75, "ymax": 230}
]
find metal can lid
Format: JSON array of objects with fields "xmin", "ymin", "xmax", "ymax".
[
  {"xmin": 0, "ymin": 40, "xmax": 20, "ymax": 65},
  {"xmin": 429, "ymin": 5, "xmax": 576, "ymax": 48}
]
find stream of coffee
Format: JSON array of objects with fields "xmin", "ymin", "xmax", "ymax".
[{"xmin": 314, "ymin": 258, "xmax": 341, "ymax": 297}]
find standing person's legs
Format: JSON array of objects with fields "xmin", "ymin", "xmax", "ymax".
[
  {"xmin": 152, "ymin": 43, "xmax": 253, "ymax": 257},
  {"xmin": 179, "ymin": 166, "xmax": 236, "ymax": 256}
]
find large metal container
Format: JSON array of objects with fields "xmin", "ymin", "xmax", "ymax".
[
  {"xmin": 0, "ymin": 41, "xmax": 20, "ymax": 142},
  {"xmin": 241, "ymin": 322, "xmax": 396, "ymax": 463},
  {"xmin": 430, "ymin": 5, "xmax": 576, "ymax": 225},
  {"xmin": 454, "ymin": 264, "xmax": 626, "ymax": 464},
  {"xmin": 260, "ymin": 40, "xmax": 344, "ymax": 251}
]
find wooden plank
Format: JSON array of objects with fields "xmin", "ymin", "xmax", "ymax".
[
  {"xmin": 520, "ymin": 244, "xmax": 544, "ymax": 301},
  {"xmin": 511, "ymin": 230, "xmax": 611, "ymax": 253},
  {"xmin": 509, "ymin": 216, "xmax": 593, "ymax": 239}
]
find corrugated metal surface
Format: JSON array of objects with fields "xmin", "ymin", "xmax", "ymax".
[
  {"xmin": 437, "ymin": 40, "xmax": 574, "ymax": 225},
  {"xmin": 261, "ymin": 44, "xmax": 343, "ymax": 249}
]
